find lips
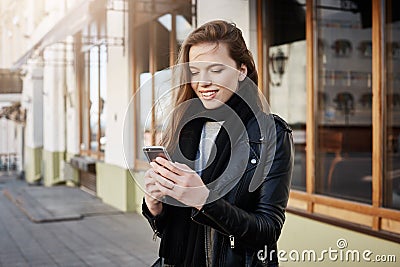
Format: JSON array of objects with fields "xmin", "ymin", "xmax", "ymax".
[{"xmin": 199, "ymin": 90, "xmax": 218, "ymax": 100}]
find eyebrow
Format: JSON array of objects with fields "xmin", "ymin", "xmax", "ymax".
[{"xmin": 189, "ymin": 63, "xmax": 225, "ymax": 70}]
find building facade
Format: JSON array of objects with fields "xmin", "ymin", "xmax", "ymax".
[{"xmin": 1, "ymin": 0, "xmax": 399, "ymax": 265}]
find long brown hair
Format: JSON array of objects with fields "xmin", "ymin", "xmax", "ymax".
[{"xmin": 160, "ymin": 20, "xmax": 258, "ymax": 151}]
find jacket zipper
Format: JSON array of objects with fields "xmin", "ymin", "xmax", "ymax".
[
  {"xmin": 229, "ymin": 235, "xmax": 235, "ymax": 248},
  {"xmin": 192, "ymin": 210, "xmax": 236, "ymax": 249},
  {"xmin": 205, "ymin": 226, "xmax": 212, "ymax": 267},
  {"xmin": 144, "ymin": 212, "xmax": 160, "ymax": 241},
  {"xmin": 152, "ymin": 230, "xmax": 160, "ymax": 241}
]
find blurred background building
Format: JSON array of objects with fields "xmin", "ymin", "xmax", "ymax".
[{"xmin": 0, "ymin": 0, "xmax": 399, "ymax": 263}]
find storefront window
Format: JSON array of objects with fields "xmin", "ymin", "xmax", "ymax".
[
  {"xmin": 384, "ymin": 0, "xmax": 400, "ymax": 210},
  {"xmin": 89, "ymin": 45, "xmax": 100, "ymax": 151},
  {"xmin": 99, "ymin": 44, "xmax": 107, "ymax": 152},
  {"xmin": 79, "ymin": 21, "xmax": 107, "ymax": 157},
  {"xmin": 134, "ymin": 7, "xmax": 194, "ymax": 162},
  {"xmin": 265, "ymin": 0, "xmax": 307, "ymax": 191},
  {"xmin": 315, "ymin": 0, "xmax": 372, "ymax": 204},
  {"xmin": 81, "ymin": 51, "xmax": 89, "ymax": 152}
]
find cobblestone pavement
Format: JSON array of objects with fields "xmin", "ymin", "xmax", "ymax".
[{"xmin": 0, "ymin": 173, "xmax": 159, "ymax": 267}]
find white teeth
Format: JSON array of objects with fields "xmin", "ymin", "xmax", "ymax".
[{"xmin": 201, "ymin": 91, "xmax": 217, "ymax": 97}]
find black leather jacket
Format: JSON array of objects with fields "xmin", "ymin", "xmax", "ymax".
[{"xmin": 143, "ymin": 114, "xmax": 294, "ymax": 267}]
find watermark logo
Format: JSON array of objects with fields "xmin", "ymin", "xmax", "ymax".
[
  {"xmin": 336, "ymin": 238, "xmax": 348, "ymax": 249},
  {"xmin": 257, "ymin": 238, "xmax": 397, "ymax": 263}
]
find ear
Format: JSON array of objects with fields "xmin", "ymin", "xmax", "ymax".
[{"xmin": 238, "ymin": 64, "xmax": 248, "ymax": 82}]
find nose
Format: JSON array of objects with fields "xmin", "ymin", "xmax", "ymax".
[
  {"xmin": 198, "ymin": 73, "xmax": 212, "ymax": 87},
  {"xmin": 199, "ymin": 79, "xmax": 212, "ymax": 87}
]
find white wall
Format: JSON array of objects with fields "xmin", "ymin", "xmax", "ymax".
[
  {"xmin": 0, "ymin": 94, "xmax": 21, "ymax": 102},
  {"xmin": 42, "ymin": 44, "xmax": 66, "ymax": 152},
  {"xmin": 22, "ymin": 59, "xmax": 43, "ymax": 148},
  {"xmin": 0, "ymin": 118, "xmax": 17, "ymax": 154},
  {"xmin": 105, "ymin": 45, "xmax": 133, "ymax": 168},
  {"xmin": 105, "ymin": 9, "xmax": 134, "ymax": 169},
  {"xmin": 0, "ymin": 97, "xmax": 21, "ymax": 156},
  {"xmin": 0, "ymin": 0, "xmax": 60, "ymax": 68},
  {"xmin": 65, "ymin": 38, "xmax": 79, "ymax": 155},
  {"xmin": 197, "ymin": 0, "xmax": 250, "ymax": 47}
]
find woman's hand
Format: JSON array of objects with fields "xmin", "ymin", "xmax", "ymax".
[
  {"xmin": 144, "ymin": 168, "xmax": 164, "ymax": 216},
  {"xmin": 150, "ymin": 157, "xmax": 210, "ymax": 210}
]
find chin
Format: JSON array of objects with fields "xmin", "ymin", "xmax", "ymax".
[{"xmin": 201, "ymin": 100, "xmax": 224, "ymax": 110}]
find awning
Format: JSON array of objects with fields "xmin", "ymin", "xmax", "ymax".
[
  {"xmin": 265, "ymin": 0, "xmax": 400, "ymax": 46},
  {"xmin": 265, "ymin": 0, "xmax": 306, "ymax": 46},
  {"xmin": 132, "ymin": 0, "xmax": 192, "ymax": 28},
  {"xmin": 0, "ymin": 69, "xmax": 22, "ymax": 94},
  {"xmin": 12, "ymin": 0, "xmax": 107, "ymax": 69}
]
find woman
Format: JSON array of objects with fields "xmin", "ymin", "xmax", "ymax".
[{"xmin": 143, "ymin": 20, "xmax": 293, "ymax": 267}]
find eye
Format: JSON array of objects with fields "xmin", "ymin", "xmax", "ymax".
[
  {"xmin": 211, "ymin": 69, "xmax": 223, "ymax": 73},
  {"xmin": 190, "ymin": 71, "xmax": 199, "ymax": 76}
]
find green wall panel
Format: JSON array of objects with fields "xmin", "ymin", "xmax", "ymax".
[
  {"xmin": 42, "ymin": 150, "xmax": 64, "ymax": 186},
  {"xmin": 24, "ymin": 146, "xmax": 42, "ymax": 184},
  {"xmin": 96, "ymin": 162, "xmax": 142, "ymax": 212}
]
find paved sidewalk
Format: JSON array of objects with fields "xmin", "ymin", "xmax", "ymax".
[{"xmin": 0, "ymin": 172, "xmax": 159, "ymax": 267}]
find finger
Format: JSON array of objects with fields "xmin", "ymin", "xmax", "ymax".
[
  {"xmin": 144, "ymin": 171, "xmax": 156, "ymax": 181},
  {"xmin": 155, "ymin": 181, "xmax": 170, "ymax": 195},
  {"xmin": 147, "ymin": 182, "xmax": 162, "ymax": 192},
  {"xmin": 155, "ymin": 157, "xmax": 186, "ymax": 175},
  {"xmin": 154, "ymin": 174, "xmax": 175, "ymax": 190},
  {"xmin": 149, "ymin": 162, "xmax": 164, "ymax": 179},
  {"xmin": 147, "ymin": 168, "xmax": 161, "ymax": 180},
  {"xmin": 145, "ymin": 182, "xmax": 164, "ymax": 195},
  {"xmin": 155, "ymin": 181, "xmax": 178, "ymax": 199},
  {"xmin": 148, "ymin": 165, "xmax": 160, "ymax": 177},
  {"xmin": 144, "ymin": 174, "xmax": 156, "ymax": 188},
  {"xmin": 144, "ymin": 170, "xmax": 152, "ymax": 179},
  {"xmin": 144, "ymin": 180, "xmax": 156, "ymax": 187},
  {"xmin": 151, "ymin": 162, "xmax": 181, "ymax": 184}
]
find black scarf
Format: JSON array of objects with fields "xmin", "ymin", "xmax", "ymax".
[{"xmin": 161, "ymin": 80, "xmax": 261, "ymax": 266}]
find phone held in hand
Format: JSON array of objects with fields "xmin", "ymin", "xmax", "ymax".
[{"xmin": 142, "ymin": 146, "xmax": 172, "ymax": 163}]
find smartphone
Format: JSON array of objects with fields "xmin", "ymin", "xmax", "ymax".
[{"xmin": 142, "ymin": 146, "xmax": 172, "ymax": 163}]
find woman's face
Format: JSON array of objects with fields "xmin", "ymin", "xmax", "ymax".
[{"xmin": 189, "ymin": 42, "xmax": 247, "ymax": 109}]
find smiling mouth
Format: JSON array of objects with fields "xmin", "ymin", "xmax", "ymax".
[{"xmin": 200, "ymin": 90, "xmax": 218, "ymax": 99}]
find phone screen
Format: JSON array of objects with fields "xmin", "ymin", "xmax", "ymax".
[{"xmin": 142, "ymin": 146, "xmax": 171, "ymax": 163}]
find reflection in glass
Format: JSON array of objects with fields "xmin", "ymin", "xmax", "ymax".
[
  {"xmin": 315, "ymin": 0, "xmax": 372, "ymax": 204},
  {"xmin": 135, "ymin": 10, "xmax": 194, "ymax": 162},
  {"xmin": 81, "ymin": 51, "xmax": 90, "ymax": 152},
  {"xmin": 99, "ymin": 44, "xmax": 107, "ymax": 152},
  {"xmin": 266, "ymin": 0, "xmax": 306, "ymax": 191},
  {"xmin": 85, "ymin": 44, "xmax": 108, "ymax": 153},
  {"xmin": 384, "ymin": 1, "xmax": 400, "ymax": 210},
  {"xmin": 89, "ymin": 46, "xmax": 99, "ymax": 151}
]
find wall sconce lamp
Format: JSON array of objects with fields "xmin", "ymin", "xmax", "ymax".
[{"xmin": 269, "ymin": 48, "xmax": 288, "ymax": 86}]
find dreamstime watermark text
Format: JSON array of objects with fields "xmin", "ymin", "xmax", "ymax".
[{"xmin": 257, "ymin": 238, "xmax": 397, "ymax": 263}]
